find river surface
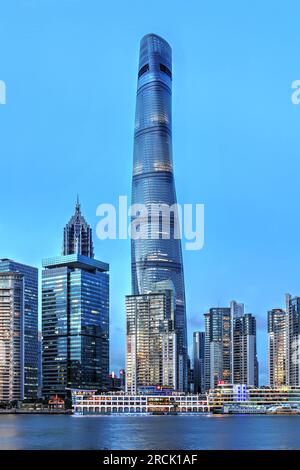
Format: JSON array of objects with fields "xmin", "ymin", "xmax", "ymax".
[{"xmin": 0, "ymin": 414, "xmax": 299, "ymax": 450}]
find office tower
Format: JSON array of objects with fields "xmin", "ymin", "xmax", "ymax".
[
  {"xmin": 0, "ymin": 272, "xmax": 24, "ymax": 401},
  {"xmin": 131, "ymin": 34, "xmax": 187, "ymax": 391},
  {"xmin": 286, "ymin": 294, "xmax": 300, "ymax": 386},
  {"xmin": 230, "ymin": 300, "xmax": 244, "ymax": 380},
  {"xmin": 204, "ymin": 312, "xmax": 211, "ymax": 391},
  {"xmin": 268, "ymin": 308, "xmax": 287, "ymax": 387},
  {"xmin": 42, "ymin": 254, "xmax": 109, "ymax": 398},
  {"xmin": 0, "ymin": 259, "xmax": 38, "ymax": 399},
  {"xmin": 62, "ymin": 197, "xmax": 94, "ymax": 258},
  {"xmin": 126, "ymin": 285, "xmax": 177, "ymax": 394},
  {"xmin": 107, "ymin": 369, "xmax": 126, "ymax": 392},
  {"xmin": 108, "ymin": 371, "xmax": 122, "ymax": 390},
  {"xmin": 187, "ymin": 356, "xmax": 192, "ymax": 391},
  {"xmin": 193, "ymin": 331, "xmax": 205, "ymax": 393},
  {"xmin": 232, "ymin": 313, "xmax": 259, "ymax": 386},
  {"xmin": 119, "ymin": 369, "xmax": 126, "ymax": 390},
  {"xmin": 38, "ymin": 331, "xmax": 42, "ymax": 398},
  {"xmin": 189, "ymin": 366, "xmax": 194, "ymax": 393}
]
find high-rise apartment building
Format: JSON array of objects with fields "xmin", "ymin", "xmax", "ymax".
[
  {"xmin": 230, "ymin": 301, "xmax": 258, "ymax": 386},
  {"xmin": 232, "ymin": 313, "xmax": 259, "ymax": 386},
  {"xmin": 0, "ymin": 272, "xmax": 24, "ymax": 401},
  {"xmin": 205, "ymin": 307, "xmax": 231, "ymax": 389},
  {"xmin": 204, "ymin": 301, "xmax": 259, "ymax": 390},
  {"xmin": 268, "ymin": 308, "xmax": 287, "ymax": 387},
  {"xmin": 193, "ymin": 331, "xmax": 205, "ymax": 393},
  {"xmin": 0, "ymin": 259, "xmax": 38, "ymax": 399},
  {"xmin": 126, "ymin": 285, "xmax": 177, "ymax": 394},
  {"xmin": 286, "ymin": 294, "xmax": 300, "ymax": 386},
  {"xmin": 130, "ymin": 34, "xmax": 187, "ymax": 391}
]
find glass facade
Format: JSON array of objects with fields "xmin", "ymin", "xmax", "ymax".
[
  {"xmin": 204, "ymin": 303, "xmax": 258, "ymax": 390},
  {"xmin": 286, "ymin": 294, "xmax": 300, "ymax": 385},
  {"xmin": 126, "ymin": 289, "xmax": 176, "ymax": 394},
  {"xmin": 232, "ymin": 313, "xmax": 258, "ymax": 386},
  {"xmin": 207, "ymin": 307, "xmax": 231, "ymax": 389},
  {"xmin": 204, "ymin": 312, "xmax": 211, "ymax": 391},
  {"xmin": 193, "ymin": 331, "xmax": 205, "ymax": 393},
  {"xmin": 0, "ymin": 259, "xmax": 38, "ymax": 399},
  {"xmin": 131, "ymin": 34, "xmax": 187, "ymax": 390},
  {"xmin": 42, "ymin": 254, "xmax": 109, "ymax": 398},
  {"xmin": 268, "ymin": 308, "xmax": 287, "ymax": 387},
  {"xmin": 0, "ymin": 272, "xmax": 24, "ymax": 401}
]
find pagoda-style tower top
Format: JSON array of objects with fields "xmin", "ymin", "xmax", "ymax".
[{"xmin": 62, "ymin": 197, "xmax": 94, "ymax": 258}]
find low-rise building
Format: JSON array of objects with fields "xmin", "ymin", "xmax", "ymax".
[
  {"xmin": 71, "ymin": 389, "xmax": 210, "ymax": 414},
  {"xmin": 208, "ymin": 383, "xmax": 300, "ymax": 410}
]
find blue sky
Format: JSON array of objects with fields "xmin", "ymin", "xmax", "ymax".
[{"xmin": 1, "ymin": 0, "xmax": 300, "ymax": 384}]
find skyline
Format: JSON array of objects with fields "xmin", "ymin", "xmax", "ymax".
[{"xmin": 2, "ymin": 1, "xmax": 300, "ymax": 384}]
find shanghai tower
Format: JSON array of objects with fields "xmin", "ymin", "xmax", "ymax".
[{"xmin": 131, "ymin": 34, "xmax": 188, "ymax": 391}]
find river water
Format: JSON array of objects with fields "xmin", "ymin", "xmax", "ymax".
[{"xmin": 0, "ymin": 414, "xmax": 299, "ymax": 450}]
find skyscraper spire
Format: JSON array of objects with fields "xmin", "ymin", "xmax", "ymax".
[
  {"xmin": 62, "ymin": 198, "xmax": 94, "ymax": 258},
  {"xmin": 76, "ymin": 193, "xmax": 80, "ymax": 212}
]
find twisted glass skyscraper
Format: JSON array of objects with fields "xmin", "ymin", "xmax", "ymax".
[{"xmin": 131, "ymin": 34, "xmax": 187, "ymax": 390}]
